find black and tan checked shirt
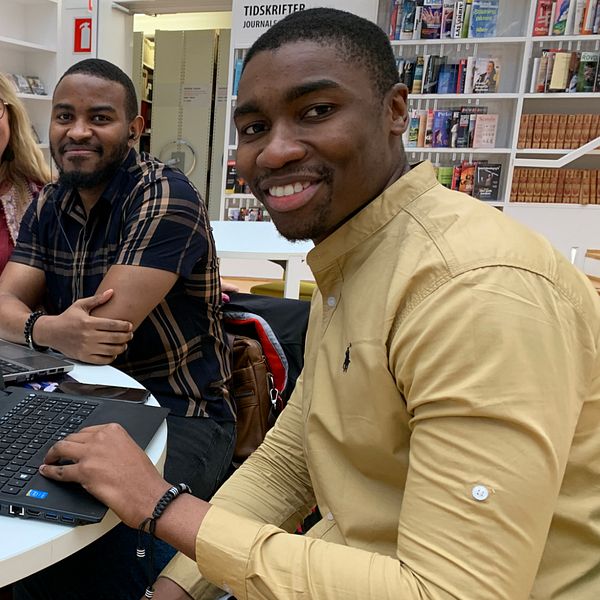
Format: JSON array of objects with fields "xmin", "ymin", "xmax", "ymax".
[{"xmin": 12, "ymin": 150, "xmax": 234, "ymax": 422}]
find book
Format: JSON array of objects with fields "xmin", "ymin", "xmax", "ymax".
[
  {"xmin": 432, "ymin": 109, "xmax": 453, "ymax": 147},
  {"xmin": 414, "ymin": 5, "xmax": 425, "ymax": 38},
  {"xmin": 473, "ymin": 163, "xmax": 502, "ymax": 200},
  {"xmin": 458, "ymin": 161, "xmax": 477, "ymax": 194},
  {"xmin": 422, "ymin": 55, "xmax": 446, "ymax": 93},
  {"xmin": 552, "ymin": 0, "xmax": 572, "ymax": 34},
  {"xmin": 517, "ymin": 114, "xmax": 529, "ymax": 148},
  {"xmin": 441, "ymin": 0, "xmax": 455, "ymax": 37},
  {"xmin": 25, "ymin": 75, "xmax": 46, "ymax": 96},
  {"xmin": 436, "ymin": 165, "xmax": 454, "ymax": 187},
  {"xmin": 461, "ymin": 0, "xmax": 473, "ymax": 37},
  {"xmin": 533, "ymin": 0, "xmax": 554, "ymax": 34},
  {"xmin": 472, "ymin": 113, "xmax": 498, "ymax": 148},
  {"xmin": 451, "ymin": 164, "xmax": 463, "ymax": 190},
  {"xmin": 407, "ymin": 109, "xmax": 421, "ymax": 147},
  {"xmin": 421, "ymin": 0, "xmax": 443, "ymax": 38},
  {"xmin": 400, "ymin": 0, "xmax": 419, "ymax": 39},
  {"xmin": 456, "ymin": 58, "xmax": 468, "ymax": 92},
  {"xmin": 469, "ymin": 0, "xmax": 499, "ymax": 37},
  {"xmin": 417, "ymin": 109, "xmax": 428, "ymax": 146},
  {"xmin": 456, "ymin": 105, "xmax": 487, "ymax": 148},
  {"xmin": 463, "ymin": 55, "xmax": 476, "ymax": 93},
  {"xmin": 401, "ymin": 59, "xmax": 416, "ymax": 90},
  {"xmin": 437, "ymin": 63, "xmax": 459, "ymax": 93},
  {"xmin": 424, "ymin": 108, "xmax": 435, "ymax": 147},
  {"xmin": 10, "ymin": 73, "xmax": 32, "ymax": 94},
  {"xmin": 449, "ymin": 109, "xmax": 461, "ymax": 148},
  {"xmin": 452, "ymin": 0, "xmax": 466, "ymax": 37},
  {"xmin": 472, "ymin": 58, "xmax": 500, "ymax": 93},
  {"xmin": 232, "ymin": 58, "xmax": 244, "ymax": 96},
  {"xmin": 577, "ymin": 52, "xmax": 599, "ymax": 92},
  {"xmin": 412, "ymin": 55, "xmax": 425, "ymax": 93},
  {"xmin": 548, "ymin": 51, "xmax": 573, "ymax": 91}
]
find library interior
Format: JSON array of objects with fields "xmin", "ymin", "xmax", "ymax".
[{"xmin": 0, "ymin": 0, "xmax": 600, "ymax": 599}]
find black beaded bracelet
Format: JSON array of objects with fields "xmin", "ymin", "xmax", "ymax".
[
  {"xmin": 136, "ymin": 483, "xmax": 192, "ymax": 599},
  {"xmin": 23, "ymin": 310, "xmax": 49, "ymax": 352}
]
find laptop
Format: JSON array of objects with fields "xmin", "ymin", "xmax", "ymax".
[
  {"xmin": 0, "ymin": 381, "xmax": 169, "ymax": 525},
  {"xmin": 0, "ymin": 339, "xmax": 74, "ymax": 383}
]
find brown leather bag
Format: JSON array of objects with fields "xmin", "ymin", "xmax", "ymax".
[{"xmin": 229, "ymin": 334, "xmax": 277, "ymax": 463}]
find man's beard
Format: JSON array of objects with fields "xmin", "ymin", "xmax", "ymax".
[
  {"xmin": 53, "ymin": 140, "xmax": 129, "ymax": 190},
  {"xmin": 251, "ymin": 165, "xmax": 334, "ymax": 242}
]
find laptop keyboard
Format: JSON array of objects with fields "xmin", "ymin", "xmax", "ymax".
[
  {"xmin": 0, "ymin": 393, "xmax": 98, "ymax": 495},
  {"xmin": 0, "ymin": 357, "xmax": 23, "ymax": 376}
]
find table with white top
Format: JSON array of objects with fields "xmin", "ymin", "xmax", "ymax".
[
  {"xmin": 0, "ymin": 363, "xmax": 168, "ymax": 587},
  {"xmin": 210, "ymin": 220, "xmax": 314, "ymax": 300}
]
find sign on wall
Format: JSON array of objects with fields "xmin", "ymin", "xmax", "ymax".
[
  {"xmin": 73, "ymin": 17, "xmax": 93, "ymax": 53},
  {"xmin": 232, "ymin": 0, "xmax": 378, "ymax": 46}
]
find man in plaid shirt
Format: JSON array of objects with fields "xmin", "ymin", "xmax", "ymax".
[{"xmin": 0, "ymin": 59, "xmax": 235, "ymax": 600}]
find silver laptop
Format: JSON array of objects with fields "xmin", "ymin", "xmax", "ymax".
[{"xmin": 0, "ymin": 339, "xmax": 73, "ymax": 383}]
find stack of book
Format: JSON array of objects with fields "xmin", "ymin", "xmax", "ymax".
[
  {"xmin": 532, "ymin": 0, "xmax": 600, "ymax": 36},
  {"xmin": 7, "ymin": 73, "xmax": 47, "ymax": 95},
  {"xmin": 530, "ymin": 49, "xmax": 600, "ymax": 92},
  {"xmin": 434, "ymin": 161, "xmax": 503, "ymax": 201},
  {"xmin": 386, "ymin": 0, "xmax": 500, "ymax": 40},
  {"xmin": 510, "ymin": 168, "xmax": 600, "ymax": 203},
  {"xmin": 517, "ymin": 113, "xmax": 600, "ymax": 149},
  {"xmin": 399, "ymin": 54, "xmax": 502, "ymax": 94},
  {"xmin": 406, "ymin": 106, "xmax": 499, "ymax": 149}
]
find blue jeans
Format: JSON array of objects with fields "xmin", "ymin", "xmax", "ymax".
[{"xmin": 13, "ymin": 415, "xmax": 236, "ymax": 600}]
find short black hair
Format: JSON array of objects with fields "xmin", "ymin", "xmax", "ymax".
[
  {"xmin": 244, "ymin": 8, "xmax": 399, "ymax": 100},
  {"xmin": 57, "ymin": 59, "xmax": 138, "ymax": 121}
]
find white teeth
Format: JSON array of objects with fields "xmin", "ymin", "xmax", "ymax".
[{"xmin": 268, "ymin": 181, "xmax": 311, "ymax": 197}]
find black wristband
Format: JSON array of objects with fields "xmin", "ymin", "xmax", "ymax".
[
  {"xmin": 23, "ymin": 310, "xmax": 49, "ymax": 352},
  {"xmin": 136, "ymin": 483, "xmax": 192, "ymax": 599}
]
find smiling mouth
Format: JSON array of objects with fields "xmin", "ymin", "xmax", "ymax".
[{"xmin": 267, "ymin": 181, "xmax": 312, "ymax": 197}]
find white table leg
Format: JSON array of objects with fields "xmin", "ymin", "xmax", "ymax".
[{"xmin": 283, "ymin": 257, "xmax": 302, "ymax": 299}]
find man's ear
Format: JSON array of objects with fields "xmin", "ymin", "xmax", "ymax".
[
  {"xmin": 127, "ymin": 115, "xmax": 145, "ymax": 146},
  {"xmin": 387, "ymin": 83, "xmax": 409, "ymax": 136}
]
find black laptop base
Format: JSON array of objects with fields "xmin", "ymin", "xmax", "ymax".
[{"xmin": 0, "ymin": 387, "xmax": 168, "ymax": 526}]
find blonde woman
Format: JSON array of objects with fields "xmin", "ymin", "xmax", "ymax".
[{"xmin": 0, "ymin": 73, "xmax": 51, "ymax": 272}]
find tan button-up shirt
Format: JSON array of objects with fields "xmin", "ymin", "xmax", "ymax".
[{"xmin": 162, "ymin": 161, "xmax": 600, "ymax": 599}]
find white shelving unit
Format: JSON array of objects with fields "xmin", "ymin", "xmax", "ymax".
[
  {"xmin": 132, "ymin": 32, "xmax": 154, "ymax": 154},
  {"xmin": 381, "ymin": 0, "xmax": 600, "ymax": 211},
  {"xmin": 0, "ymin": 0, "xmax": 60, "ymax": 155}
]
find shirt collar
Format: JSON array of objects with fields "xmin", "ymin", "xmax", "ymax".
[{"xmin": 307, "ymin": 160, "xmax": 439, "ymax": 274}]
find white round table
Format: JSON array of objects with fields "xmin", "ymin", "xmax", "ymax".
[{"xmin": 0, "ymin": 363, "xmax": 168, "ymax": 587}]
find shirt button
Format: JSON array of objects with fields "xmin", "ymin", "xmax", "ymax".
[
  {"xmin": 327, "ymin": 296, "xmax": 336, "ymax": 307},
  {"xmin": 326, "ymin": 512, "xmax": 334, "ymax": 521},
  {"xmin": 471, "ymin": 485, "xmax": 489, "ymax": 502}
]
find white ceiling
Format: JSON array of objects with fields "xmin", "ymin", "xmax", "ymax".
[{"xmin": 115, "ymin": 0, "xmax": 232, "ymax": 15}]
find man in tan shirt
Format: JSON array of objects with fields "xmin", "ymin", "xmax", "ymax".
[{"xmin": 37, "ymin": 8, "xmax": 600, "ymax": 600}]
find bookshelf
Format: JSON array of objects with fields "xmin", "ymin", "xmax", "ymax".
[
  {"xmin": 0, "ymin": 0, "xmax": 60, "ymax": 159},
  {"xmin": 378, "ymin": 0, "xmax": 600, "ymax": 209},
  {"xmin": 132, "ymin": 32, "xmax": 154, "ymax": 154}
]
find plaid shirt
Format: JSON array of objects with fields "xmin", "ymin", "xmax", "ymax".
[{"xmin": 12, "ymin": 150, "xmax": 234, "ymax": 421}]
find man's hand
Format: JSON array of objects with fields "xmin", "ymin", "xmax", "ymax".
[
  {"xmin": 36, "ymin": 289, "xmax": 133, "ymax": 364},
  {"xmin": 40, "ymin": 423, "xmax": 170, "ymax": 528},
  {"xmin": 41, "ymin": 424, "xmax": 211, "ymax": 561}
]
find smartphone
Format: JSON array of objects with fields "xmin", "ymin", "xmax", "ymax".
[{"xmin": 56, "ymin": 381, "xmax": 151, "ymax": 404}]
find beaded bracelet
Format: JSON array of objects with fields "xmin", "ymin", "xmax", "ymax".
[
  {"xmin": 136, "ymin": 483, "xmax": 192, "ymax": 599},
  {"xmin": 23, "ymin": 310, "xmax": 49, "ymax": 352}
]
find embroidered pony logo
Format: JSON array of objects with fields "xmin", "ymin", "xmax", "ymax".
[{"xmin": 343, "ymin": 343, "xmax": 352, "ymax": 373}]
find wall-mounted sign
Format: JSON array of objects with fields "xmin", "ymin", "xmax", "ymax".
[
  {"xmin": 74, "ymin": 17, "xmax": 92, "ymax": 53},
  {"xmin": 232, "ymin": 0, "xmax": 377, "ymax": 46}
]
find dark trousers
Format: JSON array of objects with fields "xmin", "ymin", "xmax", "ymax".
[{"xmin": 13, "ymin": 414, "xmax": 236, "ymax": 600}]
